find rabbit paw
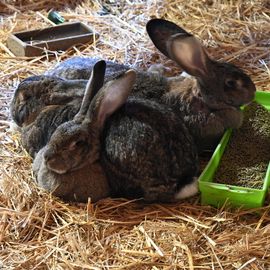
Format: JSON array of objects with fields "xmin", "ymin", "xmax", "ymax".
[
  {"xmin": 215, "ymin": 107, "xmax": 243, "ymax": 129},
  {"xmin": 200, "ymin": 113, "xmax": 225, "ymax": 137}
]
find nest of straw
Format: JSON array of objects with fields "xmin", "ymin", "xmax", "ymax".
[{"xmin": 1, "ymin": 0, "xmax": 270, "ymax": 269}]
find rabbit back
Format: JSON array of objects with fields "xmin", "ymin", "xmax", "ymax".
[
  {"xmin": 45, "ymin": 57, "xmax": 130, "ymax": 80},
  {"xmin": 101, "ymin": 98, "xmax": 198, "ymax": 202},
  {"xmin": 45, "ymin": 57, "xmax": 169, "ymax": 101}
]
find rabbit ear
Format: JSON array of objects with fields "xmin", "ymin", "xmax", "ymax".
[
  {"xmin": 75, "ymin": 60, "xmax": 106, "ymax": 120},
  {"xmin": 147, "ymin": 19, "xmax": 210, "ymax": 78},
  {"xmin": 168, "ymin": 34, "xmax": 211, "ymax": 78},
  {"xmin": 146, "ymin": 18, "xmax": 192, "ymax": 58},
  {"xmin": 89, "ymin": 69, "xmax": 136, "ymax": 129}
]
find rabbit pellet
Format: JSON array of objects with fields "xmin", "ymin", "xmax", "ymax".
[{"xmin": 214, "ymin": 102, "xmax": 270, "ymax": 189}]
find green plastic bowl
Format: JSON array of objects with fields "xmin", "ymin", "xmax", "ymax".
[{"xmin": 198, "ymin": 91, "xmax": 270, "ymax": 208}]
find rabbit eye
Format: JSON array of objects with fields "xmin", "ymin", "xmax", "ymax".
[
  {"xmin": 69, "ymin": 140, "xmax": 86, "ymax": 151},
  {"xmin": 75, "ymin": 140, "xmax": 86, "ymax": 147},
  {"xmin": 225, "ymin": 79, "xmax": 235, "ymax": 88}
]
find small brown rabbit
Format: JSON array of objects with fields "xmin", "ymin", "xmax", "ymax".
[{"xmin": 32, "ymin": 60, "xmax": 136, "ymax": 202}]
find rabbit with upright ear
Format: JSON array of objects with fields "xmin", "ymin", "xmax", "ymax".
[
  {"xmin": 33, "ymin": 60, "xmax": 134, "ymax": 202},
  {"xmin": 146, "ymin": 18, "xmax": 256, "ymax": 151}
]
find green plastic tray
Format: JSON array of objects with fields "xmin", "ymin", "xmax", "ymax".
[{"xmin": 199, "ymin": 91, "xmax": 270, "ymax": 208}]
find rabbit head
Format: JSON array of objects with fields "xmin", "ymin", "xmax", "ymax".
[
  {"xmin": 10, "ymin": 75, "xmax": 89, "ymax": 128},
  {"xmin": 10, "ymin": 76, "xmax": 66, "ymax": 127},
  {"xmin": 146, "ymin": 19, "xmax": 256, "ymax": 110},
  {"xmin": 43, "ymin": 60, "xmax": 136, "ymax": 174}
]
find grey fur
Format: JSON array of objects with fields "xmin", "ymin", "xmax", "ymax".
[{"xmin": 101, "ymin": 97, "xmax": 198, "ymax": 202}]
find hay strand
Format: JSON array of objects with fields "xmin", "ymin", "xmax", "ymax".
[{"xmin": 1, "ymin": 0, "xmax": 270, "ymax": 269}]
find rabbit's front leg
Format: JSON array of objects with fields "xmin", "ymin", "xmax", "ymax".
[
  {"xmin": 197, "ymin": 108, "xmax": 243, "ymax": 151},
  {"xmin": 193, "ymin": 112, "xmax": 226, "ymax": 151},
  {"xmin": 200, "ymin": 107, "xmax": 243, "ymax": 137},
  {"xmin": 214, "ymin": 107, "xmax": 243, "ymax": 129},
  {"xmin": 199, "ymin": 112, "xmax": 225, "ymax": 138}
]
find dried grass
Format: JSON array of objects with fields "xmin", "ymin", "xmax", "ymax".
[{"xmin": 0, "ymin": 0, "xmax": 270, "ymax": 269}]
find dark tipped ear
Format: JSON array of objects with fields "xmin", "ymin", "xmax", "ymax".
[
  {"xmin": 75, "ymin": 60, "xmax": 106, "ymax": 119},
  {"xmin": 95, "ymin": 70, "xmax": 136, "ymax": 129},
  {"xmin": 146, "ymin": 18, "xmax": 191, "ymax": 58},
  {"xmin": 147, "ymin": 19, "xmax": 211, "ymax": 78},
  {"xmin": 168, "ymin": 34, "xmax": 211, "ymax": 78}
]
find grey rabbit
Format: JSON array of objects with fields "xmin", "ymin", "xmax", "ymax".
[
  {"xmin": 33, "ymin": 60, "xmax": 198, "ymax": 203},
  {"xmin": 32, "ymin": 60, "xmax": 133, "ymax": 202}
]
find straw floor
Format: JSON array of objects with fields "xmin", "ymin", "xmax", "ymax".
[{"xmin": 0, "ymin": 0, "xmax": 270, "ymax": 269}]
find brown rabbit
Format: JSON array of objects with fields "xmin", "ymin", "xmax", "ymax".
[
  {"xmin": 32, "ymin": 60, "xmax": 136, "ymax": 202},
  {"xmin": 146, "ymin": 18, "xmax": 256, "ymax": 151}
]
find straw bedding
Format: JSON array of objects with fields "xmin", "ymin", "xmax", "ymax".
[{"xmin": 0, "ymin": 0, "xmax": 270, "ymax": 269}]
